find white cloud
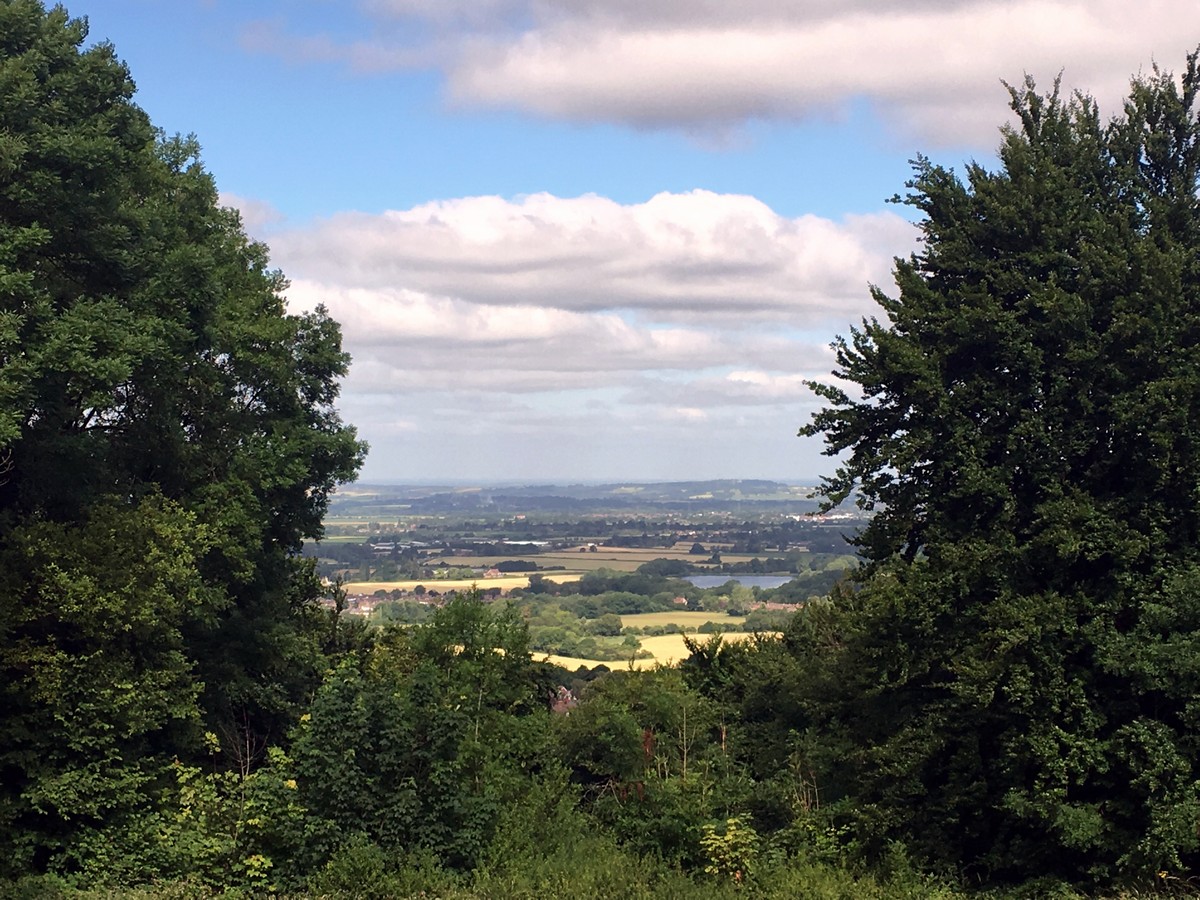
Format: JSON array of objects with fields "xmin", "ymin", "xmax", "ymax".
[
  {"xmin": 246, "ymin": 0, "xmax": 1200, "ymax": 146},
  {"xmin": 219, "ymin": 191, "xmax": 284, "ymax": 230},
  {"xmin": 445, "ymin": 1, "xmax": 1187, "ymax": 145},
  {"xmin": 273, "ymin": 191, "xmax": 914, "ymax": 325},
  {"xmin": 266, "ymin": 188, "xmax": 886, "ymax": 479}
]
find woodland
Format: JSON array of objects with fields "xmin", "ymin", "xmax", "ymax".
[{"xmin": 6, "ymin": 0, "xmax": 1200, "ymax": 896}]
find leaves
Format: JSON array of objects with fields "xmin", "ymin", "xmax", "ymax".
[
  {"xmin": 0, "ymin": 0, "xmax": 364, "ymax": 876},
  {"xmin": 800, "ymin": 52, "xmax": 1200, "ymax": 886}
]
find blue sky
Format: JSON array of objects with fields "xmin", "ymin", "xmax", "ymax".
[{"xmin": 75, "ymin": 0, "xmax": 1199, "ymax": 484}]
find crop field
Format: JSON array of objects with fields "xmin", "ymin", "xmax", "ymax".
[
  {"xmin": 619, "ymin": 611, "xmax": 747, "ymax": 629},
  {"xmin": 538, "ymin": 631, "xmax": 778, "ymax": 670},
  {"xmin": 343, "ymin": 573, "xmax": 583, "ymax": 594},
  {"xmin": 639, "ymin": 632, "xmax": 768, "ymax": 663}
]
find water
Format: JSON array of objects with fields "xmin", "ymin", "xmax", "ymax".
[{"xmin": 684, "ymin": 574, "xmax": 795, "ymax": 590}]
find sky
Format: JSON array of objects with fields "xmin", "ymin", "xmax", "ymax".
[{"xmin": 73, "ymin": 0, "xmax": 1200, "ymax": 484}]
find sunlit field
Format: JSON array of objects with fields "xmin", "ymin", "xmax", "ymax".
[
  {"xmin": 639, "ymin": 632, "xmax": 772, "ymax": 663},
  {"xmin": 620, "ymin": 611, "xmax": 747, "ymax": 629},
  {"xmin": 538, "ymin": 631, "xmax": 778, "ymax": 670}
]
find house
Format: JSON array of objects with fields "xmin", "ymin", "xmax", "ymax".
[{"xmin": 550, "ymin": 686, "xmax": 577, "ymax": 715}]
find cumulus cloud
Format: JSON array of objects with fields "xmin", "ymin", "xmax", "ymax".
[
  {"xmin": 267, "ymin": 188, "xmax": 894, "ymax": 479},
  {"xmin": 272, "ymin": 191, "xmax": 914, "ymax": 325},
  {"xmin": 245, "ymin": 0, "xmax": 1199, "ymax": 146}
]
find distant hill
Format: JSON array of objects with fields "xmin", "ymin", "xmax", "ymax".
[{"xmin": 330, "ymin": 479, "xmax": 826, "ymax": 516}]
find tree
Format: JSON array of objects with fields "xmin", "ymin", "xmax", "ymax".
[
  {"xmin": 0, "ymin": 498, "xmax": 212, "ymax": 878},
  {"xmin": 589, "ymin": 612, "xmax": 624, "ymax": 636},
  {"xmin": 799, "ymin": 55, "xmax": 1200, "ymax": 887},
  {"xmin": 0, "ymin": 1, "xmax": 364, "ymax": 876},
  {"xmin": 636, "ymin": 557, "xmax": 692, "ymax": 577},
  {"xmin": 293, "ymin": 593, "xmax": 553, "ymax": 871}
]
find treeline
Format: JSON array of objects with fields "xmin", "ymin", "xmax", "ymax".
[{"xmin": 2, "ymin": 594, "xmax": 962, "ymax": 898}]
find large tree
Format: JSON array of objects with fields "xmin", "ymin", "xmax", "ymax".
[
  {"xmin": 799, "ymin": 56, "xmax": 1200, "ymax": 886},
  {"xmin": 0, "ymin": 0, "xmax": 364, "ymax": 875}
]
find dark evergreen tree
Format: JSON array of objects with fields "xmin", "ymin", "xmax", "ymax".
[{"xmin": 800, "ymin": 55, "xmax": 1200, "ymax": 887}]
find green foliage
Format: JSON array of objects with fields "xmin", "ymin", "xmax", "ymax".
[
  {"xmin": 0, "ymin": 0, "xmax": 363, "ymax": 882},
  {"xmin": 0, "ymin": 498, "xmax": 211, "ymax": 879},
  {"xmin": 701, "ymin": 817, "xmax": 760, "ymax": 885},
  {"xmin": 152, "ymin": 744, "xmax": 306, "ymax": 892},
  {"xmin": 575, "ymin": 568, "xmax": 691, "ymax": 598},
  {"xmin": 590, "ymin": 612, "xmax": 625, "ymax": 636},
  {"xmin": 800, "ymin": 53, "xmax": 1200, "ymax": 887},
  {"xmin": 636, "ymin": 557, "xmax": 694, "ymax": 577},
  {"xmin": 292, "ymin": 594, "xmax": 554, "ymax": 871},
  {"xmin": 13, "ymin": 4, "xmax": 1200, "ymax": 896},
  {"xmin": 307, "ymin": 836, "xmax": 459, "ymax": 900}
]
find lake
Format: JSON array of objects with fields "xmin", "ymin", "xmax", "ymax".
[{"xmin": 684, "ymin": 574, "xmax": 795, "ymax": 589}]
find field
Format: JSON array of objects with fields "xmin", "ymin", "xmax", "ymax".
[
  {"xmin": 343, "ymin": 573, "xmax": 583, "ymax": 594},
  {"xmin": 428, "ymin": 545, "xmax": 767, "ymax": 573},
  {"xmin": 620, "ymin": 611, "xmax": 746, "ymax": 629},
  {"xmin": 538, "ymin": 631, "xmax": 777, "ymax": 670}
]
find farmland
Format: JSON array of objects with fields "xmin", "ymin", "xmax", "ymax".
[
  {"xmin": 619, "ymin": 610, "xmax": 747, "ymax": 629},
  {"xmin": 316, "ymin": 482, "xmax": 861, "ymax": 669},
  {"xmin": 305, "ymin": 481, "xmax": 865, "ymax": 613},
  {"xmin": 343, "ymin": 573, "xmax": 583, "ymax": 594},
  {"xmin": 426, "ymin": 546, "xmax": 767, "ymax": 574},
  {"xmin": 538, "ymin": 631, "xmax": 776, "ymax": 670}
]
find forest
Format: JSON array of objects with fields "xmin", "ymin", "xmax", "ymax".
[{"xmin": 7, "ymin": 1, "xmax": 1200, "ymax": 896}]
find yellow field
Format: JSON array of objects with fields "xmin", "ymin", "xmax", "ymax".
[
  {"xmin": 620, "ymin": 611, "xmax": 746, "ymax": 629},
  {"xmin": 537, "ymin": 631, "xmax": 778, "ymax": 670},
  {"xmin": 343, "ymin": 573, "xmax": 583, "ymax": 594},
  {"xmin": 639, "ymin": 632, "xmax": 765, "ymax": 663}
]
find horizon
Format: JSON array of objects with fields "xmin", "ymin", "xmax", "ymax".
[{"xmin": 339, "ymin": 476, "xmax": 824, "ymax": 488}]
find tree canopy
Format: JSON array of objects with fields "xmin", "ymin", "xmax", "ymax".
[
  {"xmin": 0, "ymin": 0, "xmax": 365, "ymax": 874},
  {"xmin": 799, "ymin": 53, "xmax": 1200, "ymax": 885}
]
